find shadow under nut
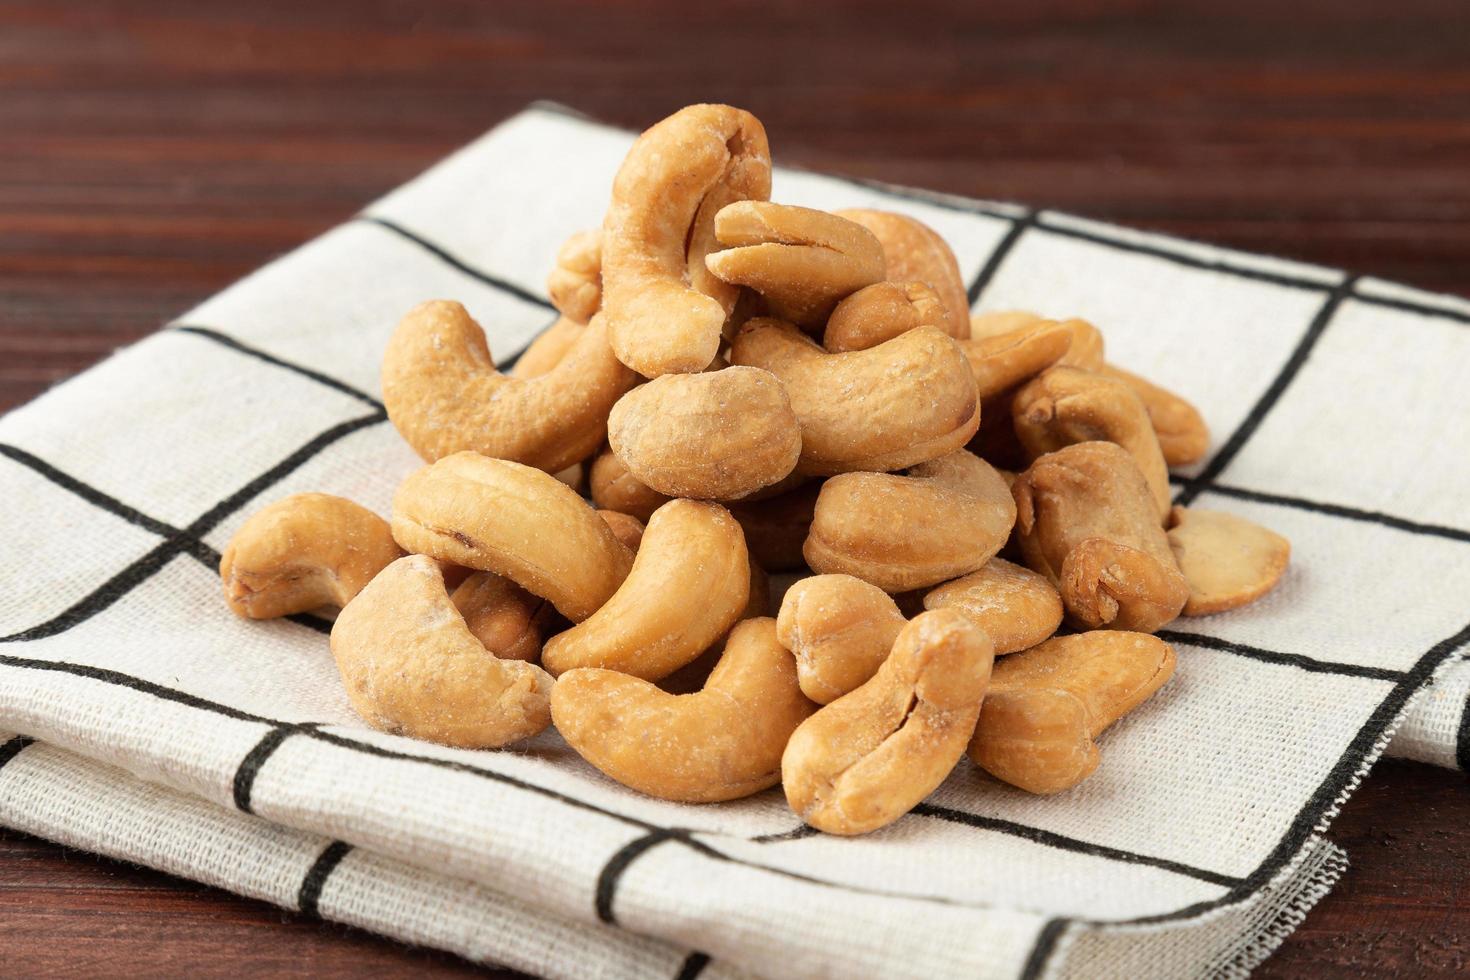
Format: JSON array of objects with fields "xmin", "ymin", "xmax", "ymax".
[
  {"xmin": 542, "ymin": 499, "xmax": 751, "ymax": 680},
  {"xmin": 835, "ymin": 209, "xmax": 970, "ymax": 340},
  {"xmin": 782, "ymin": 610, "xmax": 993, "ymax": 836},
  {"xmin": 805, "ymin": 450, "xmax": 1016, "ymax": 593},
  {"xmin": 731, "ymin": 318, "xmax": 979, "ymax": 475},
  {"xmin": 607, "ymin": 365, "xmax": 801, "ymax": 500},
  {"xmin": 551, "ymin": 617, "xmax": 814, "ymax": 803},
  {"xmin": 728, "ymin": 480, "xmax": 822, "ymax": 572},
  {"xmin": 330, "ymin": 555, "xmax": 554, "ymax": 749},
  {"xmin": 776, "ymin": 573, "xmax": 907, "ymax": 704},
  {"xmin": 220, "ymin": 493, "xmax": 402, "ymax": 620},
  {"xmin": 391, "ymin": 452, "xmax": 634, "ymax": 622},
  {"xmin": 382, "ymin": 300, "xmax": 637, "ymax": 472},
  {"xmin": 602, "ymin": 103, "xmax": 772, "ymax": 377}
]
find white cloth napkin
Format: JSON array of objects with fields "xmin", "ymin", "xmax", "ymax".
[{"xmin": 2, "ymin": 103, "xmax": 1466, "ymax": 980}]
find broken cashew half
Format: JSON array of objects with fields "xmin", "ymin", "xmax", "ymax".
[
  {"xmin": 1166, "ymin": 507, "xmax": 1290, "ymax": 616},
  {"xmin": 923, "ymin": 558, "xmax": 1064, "ymax": 655},
  {"xmin": 835, "ymin": 209, "xmax": 970, "ymax": 340},
  {"xmin": 776, "ymin": 574, "xmax": 907, "ymax": 704}
]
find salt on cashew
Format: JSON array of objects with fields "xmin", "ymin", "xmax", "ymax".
[
  {"xmin": 391, "ymin": 452, "xmax": 634, "ymax": 621},
  {"xmin": 589, "ymin": 446, "xmax": 671, "ymax": 522},
  {"xmin": 510, "ymin": 316, "xmax": 584, "ymax": 379},
  {"xmin": 541, "ymin": 499, "xmax": 751, "ymax": 680},
  {"xmin": 1012, "ymin": 441, "xmax": 1189, "ymax": 633},
  {"xmin": 601, "ymin": 103, "xmax": 772, "ymax": 377},
  {"xmin": 545, "ymin": 229, "xmax": 602, "ymax": 325},
  {"xmin": 331, "ymin": 555, "xmax": 554, "ymax": 748},
  {"xmin": 551, "ymin": 617, "xmax": 814, "ymax": 802},
  {"xmin": 923, "ymin": 558, "xmax": 1064, "ymax": 655},
  {"xmin": 967, "ymin": 631, "xmax": 1175, "ymax": 794},
  {"xmin": 606, "ymin": 365, "xmax": 802, "ymax": 500},
  {"xmin": 823, "ymin": 281, "xmax": 947, "ymax": 353},
  {"xmin": 382, "ymin": 301, "xmax": 638, "ymax": 472},
  {"xmin": 1012, "ymin": 366, "xmax": 1173, "ymax": 520},
  {"xmin": 805, "ymin": 449, "xmax": 1016, "ymax": 592},
  {"xmin": 958, "ymin": 319, "xmax": 1074, "ymax": 400},
  {"xmin": 704, "ymin": 202, "xmax": 886, "ymax": 327},
  {"xmin": 450, "ymin": 572, "xmax": 551, "ymax": 662},
  {"xmin": 220, "ymin": 493, "xmax": 402, "ymax": 620},
  {"xmin": 728, "ymin": 480, "xmax": 822, "ymax": 572},
  {"xmin": 835, "ymin": 209, "xmax": 970, "ymax": 340},
  {"xmin": 731, "ymin": 317, "xmax": 979, "ymax": 475},
  {"xmin": 776, "ymin": 574, "xmax": 906, "ymax": 704},
  {"xmin": 1166, "ymin": 506, "xmax": 1290, "ymax": 616},
  {"xmin": 1101, "ymin": 364, "xmax": 1211, "ymax": 466},
  {"xmin": 782, "ymin": 609, "xmax": 994, "ymax": 835}
]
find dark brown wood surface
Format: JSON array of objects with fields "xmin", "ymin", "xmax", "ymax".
[{"xmin": 2, "ymin": 1, "xmax": 1467, "ymax": 976}]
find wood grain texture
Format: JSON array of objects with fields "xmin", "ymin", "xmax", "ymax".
[{"xmin": 0, "ymin": 0, "xmax": 1467, "ymax": 975}]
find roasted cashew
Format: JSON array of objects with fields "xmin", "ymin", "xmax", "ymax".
[
  {"xmin": 542, "ymin": 499, "xmax": 751, "ymax": 680},
  {"xmin": 970, "ymin": 312, "xmax": 1104, "ymax": 371},
  {"xmin": 967, "ymin": 631, "xmax": 1175, "ymax": 794},
  {"xmin": 545, "ymin": 229, "xmax": 601, "ymax": 325},
  {"xmin": 551, "ymin": 617, "xmax": 814, "ymax": 802},
  {"xmin": 923, "ymin": 558, "xmax": 1064, "ymax": 655},
  {"xmin": 382, "ymin": 301, "xmax": 638, "ymax": 472},
  {"xmin": 822, "ymin": 281, "xmax": 946, "ymax": 353},
  {"xmin": 510, "ymin": 316, "xmax": 584, "ymax": 379},
  {"xmin": 606, "ymin": 366, "xmax": 801, "ymax": 500},
  {"xmin": 958, "ymin": 319, "xmax": 1074, "ymax": 400},
  {"xmin": 782, "ymin": 610, "xmax": 993, "ymax": 835},
  {"xmin": 704, "ymin": 202, "xmax": 885, "ymax": 326},
  {"xmin": 728, "ymin": 480, "xmax": 822, "ymax": 572},
  {"xmin": 331, "ymin": 555, "xmax": 554, "ymax": 748},
  {"xmin": 596, "ymin": 509, "xmax": 646, "ymax": 552},
  {"xmin": 1012, "ymin": 366, "xmax": 1172, "ymax": 519},
  {"xmin": 391, "ymin": 452, "xmax": 634, "ymax": 621},
  {"xmin": 805, "ymin": 449, "xmax": 1016, "ymax": 592},
  {"xmin": 835, "ymin": 209, "xmax": 969, "ymax": 340},
  {"xmin": 220, "ymin": 493, "xmax": 402, "ymax": 620},
  {"xmin": 776, "ymin": 574, "xmax": 906, "ymax": 704},
  {"xmin": 602, "ymin": 104, "xmax": 772, "ymax": 377},
  {"xmin": 1101, "ymin": 364, "xmax": 1210, "ymax": 466},
  {"xmin": 1166, "ymin": 507, "xmax": 1290, "ymax": 616},
  {"xmin": 1012, "ymin": 441, "xmax": 1188, "ymax": 633},
  {"xmin": 589, "ymin": 446, "xmax": 671, "ymax": 522},
  {"xmin": 731, "ymin": 317, "xmax": 979, "ymax": 476},
  {"xmin": 450, "ymin": 572, "xmax": 551, "ymax": 662}
]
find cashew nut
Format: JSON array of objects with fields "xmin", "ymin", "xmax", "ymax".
[
  {"xmin": 510, "ymin": 315, "xmax": 584, "ymax": 379},
  {"xmin": 589, "ymin": 446, "xmax": 671, "ymax": 522},
  {"xmin": 923, "ymin": 558, "xmax": 1064, "ymax": 655},
  {"xmin": 704, "ymin": 202, "xmax": 885, "ymax": 326},
  {"xmin": 1166, "ymin": 506, "xmax": 1290, "ymax": 616},
  {"xmin": 545, "ymin": 229, "xmax": 602, "ymax": 324},
  {"xmin": 805, "ymin": 449, "xmax": 1016, "ymax": 592},
  {"xmin": 1101, "ymin": 364, "xmax": 1211, "ymax": 466},
  {"xmin": 728, "ymin": 480, "xmax": 822, "ymax": 572},
  {"xmin": 782, "ymin": 609, "xmax": 994, "ymax": 835},
  {"xmin": 391, "ymin": 452, "xmax": 634, "ymax": 621},
  {"xmin": 602, "ymin": 103, "xmax": 772, "ymax": 377},
  {"xmin": 971, "ymin": 312, "xmax": 1104, "ymax": 371},
  {"xmin": 1012, "ymin": 366, "xmax": 1172, "ymax": 520},
  {"xmin": 382, "ymin": 301, "xmax": 637, "ymax": 472},
  {"xmin": 958, "ymin": 319, "xmax": 1074, "ymax": 400},
  {"xmin": 220, "ymin": 493, "xmax": 402, "ymax": 619},
  {"xmin": 1012, "ymin": 441, "xmax": 1188, "ymax": 633},
  {"xmin": 551, "ymin": 617, "xmax": 814, "ymax": 802},
  {"xmin": 331, "ymin": 555, "xmax": 554, "ymax": 748},
  {"xmin": 542, "ymin": 499, "xmax": 750, "ymax": 680},
  {"xmin": 967, "ymin": 631, "xmax": 1175, "ymax": 794},
  {"xmin": 606, "ymin": 366, "xmax": 801, "ymax": 500},
  {"xmin": 450, "ymin": 571, "xmax": 551, "ymax": 662},
  {"xmin": 835, "ymin": 209, "xmax": 970, "ymax": 340},
  {"xmin": 823, "ymin": 280, "xmax": 947, "ymax": 353},
  {"xmin": 731, "ymin": 317, "xmax": 979, "ymax": 475},
  {"xmin": 776, "ymin": 574, "xmax": 906, "ymax": 704},
  {"xmin": 596, "ymin": 509, "xmax": 646, "ymax": 552}
]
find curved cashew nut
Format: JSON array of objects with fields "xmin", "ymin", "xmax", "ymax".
[
  {"xmin": 728, "ymin": 480, "xmax": 822, "ymax": 572},
  {"xmin": 923, "ymin": 558, "xmax": 1064, "ymax": 655},
  {"xmin": 958, "ymin": 319, "xmax": 1073, "ymax": 400},
  {"xmin": 1012, "ymin": 441, "xmax": 1188, "ymax": 633},
  {"xmin": 731, "ymin": 318, "xmax": 979, "ymax": 475},
  {"xmin": 551, "ymin": 617, "xmax": 814, "ymax": 802},
  {"xmin": 1101, "ymin": 364, "xmax": 1210, "ymax": 466},
  {"xmin": 589, "ymin": 446, "xmax": 671, "ymax": 522},
  {"xmin": 1166, "ymin": 506, "xmax": 1290, "ymax": 616},
  {"xmin": 782, "ymin": 609, "xmax": 993, "ymax": 835},
  {"xmin": 607, "ymin": 366, "xmax": 802, "ymax": 500},
  {"xmin": 970, "ymin": 312, "xmax": 1104, "ymax": 371},
  {"xmin": 220, "ymin": 493, "xmax": 402, "ymax": 619},
  {"xmin": 602, "ymin": 104, "xmax": 772, "ymax": 377},
  {"xmin": 510, "ymin": 315, "xmax": 584, "ymax": 379},
  {"xmin": 805, "ymin": 449, "xmax": 1016, "ymax": 592},
  {"xmin": 967, "ymin": 631, "xmax": 1175, "ymax": 794},
  {"xmin": 704, "ymin": 202, "xmax": 885, "ymax": 326},
  {"xmin": 776, "ymin": 574, "xmax": 906, "ymax": 704},
  {"xmin": 835, "ymin": 209, "xmax": 970, "ymax": 340},
  {"xmin": 450, "ymin": 571, "xmax": 552, "ymax": 662},
  {"xmin": 1012, "ymin": 365, "xmax": 1172, "ymax": 519},
  {"xmin": 545, "ymin": 229, "xmax": 602, "ymax": 325},
  {"xmin": 382, "ymin": 301, "xmax": 637, "ymax": 472},
  {"xmin": 391, "ymin": 452, "xmax": 634, "ymax": 621},
  {"xmin": 542, "ymin": 499, "xmax": 751, "ymax": 680},
  {"xmin": 330, "ymin": 555, "xmax": 554, "ymax": 748},
  {"xmin": 823, "ymin": 281, "xmax": 947, "ymax": 353}
]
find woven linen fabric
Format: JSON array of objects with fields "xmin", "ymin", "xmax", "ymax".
[{"xmin": 2, "ymin": 103, "xmax": 1468, "ymax": 979}]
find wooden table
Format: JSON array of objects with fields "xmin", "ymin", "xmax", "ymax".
[{"xmin": 2, "ymin": 1, "xmax": 1467, "ymax": 975}]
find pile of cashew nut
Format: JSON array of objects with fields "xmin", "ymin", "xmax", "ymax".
[{"xmin": 220, "ymin": 104, "xmax": 1291, "ymax": 836}]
